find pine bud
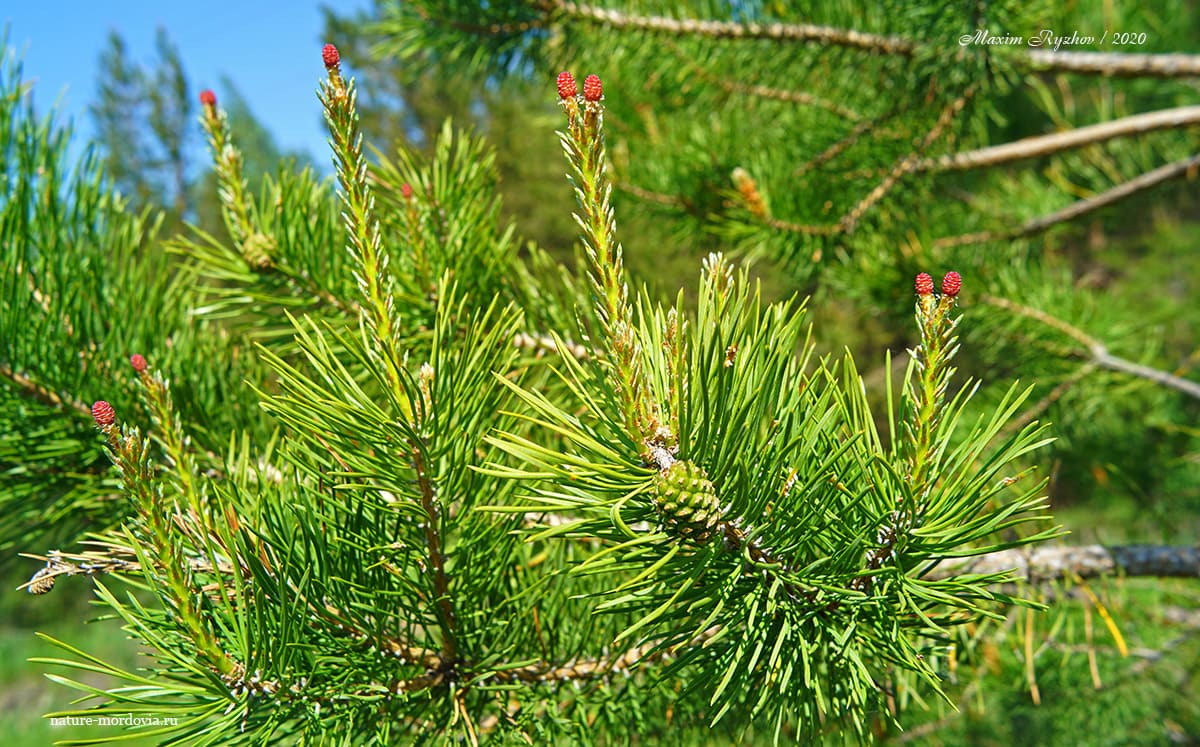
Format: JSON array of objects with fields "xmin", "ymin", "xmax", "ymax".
[
  {"xmin": 322, "ymin": 44, "xmax": 340, "ymax": 69},
  {"xmin": 653, "ymin": 460, "xmax": 721, "ymax": 542},
  {"xmin": 732, "ymin": 167, "xmax": 767, "ymax": 218},
  {"xmin": 556, "ymin": 71, "xmax": 577, "ymax": 99},
  {"xmin": 130, "ymin": 354, "xmax": 147, "ymax": 373},
  {"xmin": 583, "ymin": 74, "xmax": 602, "ymax": 102},
  {"xmin": 915, "ymin": 273, "xmax": 934, "ymax": 296},
  {"xmin": 941, "ymin": 271, "xmax": 962, "ymax": 297},
  {"xmin": 199, "ymin": 89, "xmax": 217, "ymax": 107},
  {"xmin": 26, "ymin": 567, "xmax": 55, "ymax": 595},
  {"xmin": 401, "ymin": 183, "xmax": 414, "ymax": 199},
  {"xmin": 91, "ymin": 400, "xmax": 116, "ymax": 427}
]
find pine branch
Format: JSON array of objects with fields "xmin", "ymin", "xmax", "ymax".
[
  {"xmin": 549, "ymin": 0, "xmax": 916, "ymax": 55},
  {"xmin": 0, "ymin": 363, "xmax": 90, "ymax": 416},
  {"xmin": 839, "ymin": 86, "xmax": 975, "ymax": 233},
  {"xmin": 661, "ymin": 39, "xmax": 861, "ymax": 120},
  {"xmin": 614, "ymin": 180, "xmax": 686, "ymax": 208},
  {"xmin": 981, "ymin": 294, "xmax": 1200, "ymax": 400},
  {"xmin": 87, "ymin": 403, "xmax": 237, "ymax": 677},
  {"xmin": 918, "ymin": 107, "xmax": 1200, "ymax": 173},
  {"xmin": 793, "ymin": 104, "xmax": 909, "ymax": 177},
  {"xmin": 934, "ymin": 153, "xmax": 1200, "ymax": 248},
  {"xmin": 726, "ymin": 87, "xmax": 973, "ymax": 237},
  {"xmin": 1001, "ymin": 362, "xmax": 1097, "ymax": 435},
  {"xmin": 413, "ymin": 442, "xmax": 460, "ymax": 663},
  {"xmin": 199, "ymin": 90, "xmax": 257, "ymax": 251},
  {"xmin": 1025, "ymin": 48, "xmax": 1200, "ymax": 78},
  {"xmin": 557, "ymin": 73, "xmax": 664, "ymax": 454},
  {"xmin": 319, "ymin": 48, "xmax": 408, "ymax": 407},
  {"xmin": 547, "ymin": 1, "xmax": 1200, "ymax": 78}
]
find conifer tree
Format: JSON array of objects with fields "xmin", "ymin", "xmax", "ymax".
[
  {"xmin": 90, "ymin": 28, "xmax": 193, "ymax": 231},
  {"xmin": 2, "ymin": 7, "xmax": 1198, "ymax": 745}
]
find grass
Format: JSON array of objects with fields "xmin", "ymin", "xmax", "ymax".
[
  {"xmin": 1, "ymin": 569, "xmax": 159, "ymax": 746},
  {"xmin": 891, "ymin": 577, "xmax": 1200, "ymax": 746}
]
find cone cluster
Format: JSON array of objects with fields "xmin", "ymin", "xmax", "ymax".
[{"xmin": 653, "ymin": 460, "xmax": 721, "ymax": 542}]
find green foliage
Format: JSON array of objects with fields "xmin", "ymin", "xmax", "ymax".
[
  {"xmin": 90, "ymin": 29, "xmax": 193, "ymax": 230},
  {"xmin": 0, "ymin": 48, "xmax": 265, "ymax": 560},
  {"xmin": 372, "ymin": 0, "xmax": 1200, "ymax": 524}
]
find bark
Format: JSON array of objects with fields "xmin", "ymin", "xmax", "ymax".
[{"xmin": 924, "ymin": 544, "xmax": 1200, "ymax": 582}]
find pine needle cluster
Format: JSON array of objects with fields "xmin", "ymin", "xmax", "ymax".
[{"xmin": 0, "ymin": 36, "xmax": 1084, "ymax": 743}]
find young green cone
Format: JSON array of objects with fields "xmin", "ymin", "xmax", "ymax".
[{"xmin": 653, "ymin": 460, "xmax": 721, "ymax": 541}]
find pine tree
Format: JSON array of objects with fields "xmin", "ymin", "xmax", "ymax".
[
  {"xmin": 90, "ymin": 28, "xmax": 194, "ymax": 232},
  {"xmin": 2, "ymin": 7, "xmax": 1198, "ymax": 744},
  {"xmin": 90, "ymin": 31, "xmax": 158, "ymax": 212},
  {"xmin": 323, "ymin": 1, "xmax": 714, "ymax": 288},
  {"xmin": 370, "ymin": 1, "xmax": 1200, "ymax": 514}
]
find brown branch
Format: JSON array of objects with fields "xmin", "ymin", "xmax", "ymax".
[
  {"xmin": 1025, "ymin": 49, "xmax": 1200, "ymax": 78},
  {"xmin": 0, "ymin": 363, "xmax": 90, "ymax": 416},
  {"xmin": 919, "ymin": 107, "xmax": 1200, "ymax": 172},
  {"xmin": 981, "ymin": 294, "xmax": 1200, "ymax": 400},
  {"xmin": 981, "ymin": 294, "xmax": 1100, "ymax": 348},
  {"xmin": 938, "ymin": 153, "xmax": 1198, "ymax": 244},
  {"xmin": 838, "ymin": 85, "xmax": 976, "ymax": 233},
  {"xmin": 923, "ymin": 544, "xmax": 1200, "ymax": 582},
  {"xmin": 496, "ymin": 639, "xmax": 666, "ymax": 684},
  {"xmin": 794, "ymin": 105, "xmax": 908, "ymax": 177},
  {"xmin": 661, "ymin": 40, "xmax": 861, "ymax": 120},
  {"xmin": 550, "ymin": 0, "xmax": 915, "ymax": 55},
  {"xmin": 411, "ymin": 443, "xmax": 459, "ymax": 663},
  {"xmin": 615, "ymin": 181, "xmax": 686, "ymax": 207},
  {"xmin": 762, "ymin": 215, "xmax": 839, "ymax": 236},
  {"xmin": 1001, "ymin": 362, "xmax": 1097, "ymax": 435},
  {"xmin": 707, "ymin": 75, "xmax": 861, "ymax": 120},
  {"xmin": 549, "ymin": 2, "xmax": 1200, "ymax": 78}
]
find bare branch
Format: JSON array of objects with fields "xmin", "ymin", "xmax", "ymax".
[
  {"xmin": 1001, "ymin": 363, "xmax": 1097, "ymax": 435},
  {"xmin": 981, "ymin": 294, "xmax": 1200, "ymax": 400},
  {"xmin": 919, "ymin": 107, "xmax": 1200, "ymax": 172},
  {"xmin": 0, "ymin": 363, "xmax": 90, "ymax": 417},
  {"xmin": 980, "ymin": 294, "xmax": 1101, "ymax": 348},
  {"xmin": 934, "ymin": 153, "xmax": 1200, "ymax": 248},
  {"xmin": 794, "ymin": 105, "xmax": 908, "ymax": 177},
  {"xmin": 551, "ymin": 0, "xmax": 915, "ymax": 55},
  {"xmin": 838, "ymin": 86, "xmax": 976, "ymax": 233},
  {"xmin": 661, "ymin": 40, "xmax": 861, "ymax": 120},
  {"xmin": 549, "ymin": 2, "xmax": 1200, "ymax": 78},
  {"xmin": 924, "ymin": 545, "xmax": 1200, "ymax": 582},
  {"xmin": 615, "ymin": 181, "xmax": 686, "ymax": 207},
  {"xmin": 1025, "ymin": 49, "xmax": 1200, "ymax": 78},
  {"xmin": 1092, "ymin": 347, "xmax": 1200, "ymax": 400}
]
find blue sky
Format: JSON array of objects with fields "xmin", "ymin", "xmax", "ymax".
[{"xmin": 5, "ymin": 1, "xmax": 370, "ymax": 165}]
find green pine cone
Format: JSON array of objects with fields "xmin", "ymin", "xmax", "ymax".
[{"xmin": 653, "ymin": 460, "xmax": 721, "ymax": 542}]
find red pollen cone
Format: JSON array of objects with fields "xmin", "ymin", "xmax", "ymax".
[
  {"xmin": 556, "ymin": 71, "xmax": 577, "ymax": 99},
  {"xmin": 91, "ymin": 401, "xmax": 116, "ymax": 427},
  {"xmin": 941, "ymin": 271, "xmax": 962, "ymax": 297},
  {"xmin": 583, "ymin": 74, "xmax": 602, "ymax": 102},
  {"xmin": 322, "ymin": 44, "xmax": 340, "ymax": 69}
]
